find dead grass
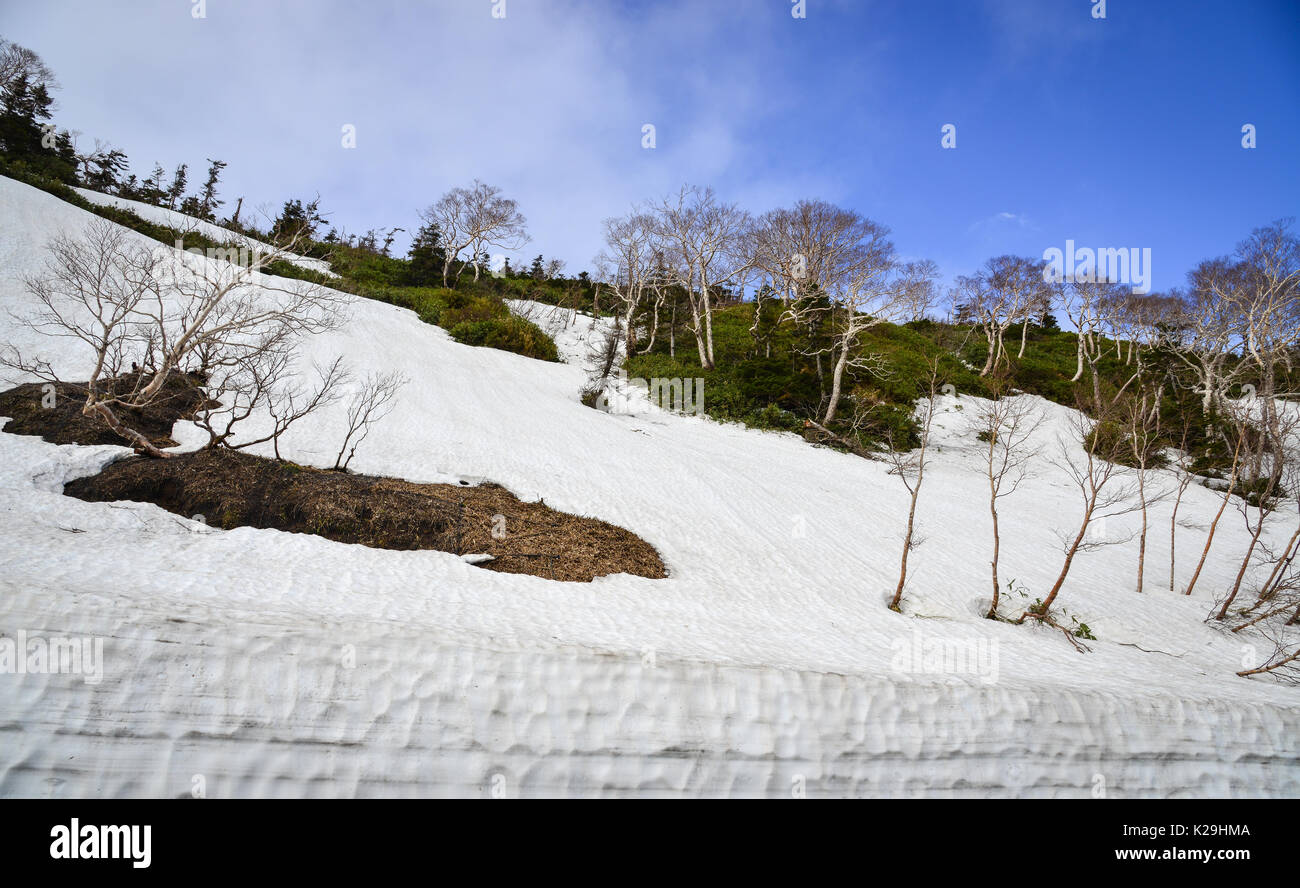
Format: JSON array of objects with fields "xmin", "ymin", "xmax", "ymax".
[
  {"xmin": 0, "ymin": 371, "xmax": 208, "ymax": 448},
  {"xmin": 63, "ymin": 449, "xmax": 666, "ymax": 582}
]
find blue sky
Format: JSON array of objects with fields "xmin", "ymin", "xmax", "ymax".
[{"xmin": 3, "ymin": 0, "xmax": 1297, "ymax": 294}]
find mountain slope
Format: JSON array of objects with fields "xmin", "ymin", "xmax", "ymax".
[{"xmin": 0, "ymin": 175, "xmax": 1296, "ymax": 797}]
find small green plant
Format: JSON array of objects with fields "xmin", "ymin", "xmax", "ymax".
[{"xmin": 1070, "ymin": 615, "xmax": 1097, "ymax": 640}]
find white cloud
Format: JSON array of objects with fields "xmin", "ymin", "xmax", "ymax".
[{"xmin": 5, "ymin": 0, "xmax": 832, "ymax": 271}]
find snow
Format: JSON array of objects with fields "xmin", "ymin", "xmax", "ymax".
[
  {"xmin": 73, "ymin": 187, "xmax": 337, "ymax": 277},
  {"xmin": 0, "ymin": 174, "xmax": 1296, "ymax": 797}
]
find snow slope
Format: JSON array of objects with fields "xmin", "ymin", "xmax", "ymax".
[
  {"xmin": 74, "ymin": 187, "xmax": 336, "ymax": 277},
  {"xmin": 0, "ymin": 175, "xmax": 1296, "ymax": 797}
]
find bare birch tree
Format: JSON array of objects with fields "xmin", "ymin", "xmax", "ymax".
[
  {"xmin": 1214, "ymin": 403, "xmax": 1300, "ymax": 620},
  {"xmin": 814, "ymin": 256, "xmax": 936, "ymax": 425},
  {"xmin": 956, "ymin": 255, "xmax": 1048, "ymax": 377},
  {"xmin": 594, "ymin": 210, "xmax": 655, "ymax": 356},
  {"xmin": 422, "ymin": 180, "xmax": 529, "ymax": 285},
  {"xmin": 1166, "ymin": 416, "xmax": 1199, "ymax": 592},
  {"xmin": 1032, "ymin": 396, "xmax": 1140, "ymax": 619},
  {"xmin": 883, "ymin": 362, "xmax": 943, "ymax": 612},
  {"xmin": 975, "ymin": 374, "xmax": 1042, "ymax": 619},
  {"xmin": 1183, "ymin": 418, "xmax": 1247, "ymax": 596},
  {"xmin": 650, "ymin": 185, "xmax": 751, "ymax": 370},
  {"xmin": 1121, "ymin": 384, "xmax": 1169, "ymax": 594},
  {"xmin": 3, "ymin": 218, "xmax": 348, "ymax": 457}
]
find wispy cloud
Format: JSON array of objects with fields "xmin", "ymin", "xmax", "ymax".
[{"xmin": 969, "ymin": 211, "xmax": 1037, "ymax": 234}]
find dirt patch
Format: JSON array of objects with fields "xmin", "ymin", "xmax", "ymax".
[
  {"xmin": 0, "ymin": 372, "xmax": 208, "ymax": 448},
  {"xmin": 63, "ymin": 449, "xmax": 666, "ymax": 582}
]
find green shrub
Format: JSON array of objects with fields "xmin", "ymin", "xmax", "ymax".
[
  {"xmin": 439, "ymin": 296, "xmax": 508, "ymax": 328},
  {"xmin": 449, "ymin": 316, "xmax": 559, "ymax": 362}
]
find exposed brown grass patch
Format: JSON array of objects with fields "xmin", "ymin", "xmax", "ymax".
[
  {"xmin": 0, "ymin": 372, "xmax": 208, "ymax": 448},
  {"xmin": 63, "ymin": 449, "xmax": 665, "ymax": 582}
]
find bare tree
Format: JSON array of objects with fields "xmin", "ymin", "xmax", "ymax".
[
  {"xmin": 1121, "ymin": 384, "xmax": 1170, "ymax": 594},
  {"xmin": 332, "ymin": 370, "xmax": 408, "ymax": 471},
  {"xmin": 882, "ymin": 362, "xmax": 942, "ymax": 612},
  {"xmin": 1255, "ymin": 446, "xmax": 1300, "ymax": 606},
  {"xmin": 750, "ymin": 199, "xmax": 882, "ymax": 306},
  {"xmin": 975, "ymin": 374, "xmax": 1042, "ymax": 619},
  {"xmin": 650, "ymin": 185, "xmax": 751, "ymax": 370},
  {"xmin": 956, "ymin": 256, "xmax": 1048, "ymax": 377},
  {"xmin": 811, "ymin": 251, "xmax": 935, "ymax": 426},
  {"xmin": 3, "ymin": 218, "xmax": 348, "ymax": 457},
  {"xmin": 1230, "ymin": 439, "xmax": 1300, "ymax": 680},
  {"xmin": 193, "ymin": 353, "xmax": 348, "ymax": 459},
  {"xmin": 1162, "ymin": 279, "xmax": 1245, "ymax": 415},
  {"xmin": 0, "ymin": 37, "xmax": 58, "ymax": 94},
  {"xmin": 594, "ymin": 210, "xmax": 655, "ymax": 356},
  {"xmin": 580, "ymin": 314, "xmax": 625, "ymax": 410},
  {"xmin": 750, "ymin": 201, "xmax": 908, "ymax": 414},
  {"xmin": 1236, "ymin": 638, "xmax": 1300, "ymax": 680},
  {"xmin": 1060, "ymin": 276, "xmax": 1127, "ymax": 392},
  {"xmin": 1206, "ymin": 220, "xmax": 1300, "ymax": 488},
  {"xmin": 422, "ymin": 180, "xmax": 529, "ymax": 285},
  {"xmin": 1214, "ymin": 402, "xmax": 1300, "ymax": 620},
  {"xmin": 1166, "ymin": 416, "xmax": 1199, "ymax": 593},
  {"xmin": 1032, "ymin": 395, "xmax": 1139, "ymax": 619},
  {"xmin": 1183, "ymin": 418, "xmax": 1247, "ymax": 596}
]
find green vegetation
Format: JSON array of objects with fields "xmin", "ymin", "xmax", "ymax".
[{"xmin": 0, "ymin": 160, "xmax": 564, "ymax": 363}]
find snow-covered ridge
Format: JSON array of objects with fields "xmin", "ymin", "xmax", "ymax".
[
  {"xmin": 74, "ymin": 187, "xmax": 337, "ymax": 277},
  {"xmin": 0, "ymin": 174, "xmax": 1296, "ymax": 797}
]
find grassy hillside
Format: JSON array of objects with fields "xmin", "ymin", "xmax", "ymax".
[{"xmin": 8, "ymin": 161, "xmax": 1295, "ymax": 474}]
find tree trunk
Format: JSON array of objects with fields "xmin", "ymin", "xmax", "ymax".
[
  {"xmin": 669, "ymin": 299, "xmax": 676, "ymax": 358},
  {"xmin": 822, "ymin": 339, "xmax": 850, "ymax": 425},
  {"xmin": 1169, "ymin": 483, "xmax": 1187, "ymax": 592},
  {"xmin": 1040, "ymin": 506, "xmax": 1093, "ymax": 614},
  {"xmin": 85, "ymin": 401, "xmax": 171, "ymax": 459},
  {"xmin": 889, "ymin": 424, "xmax": 930, "ymax": 612},
  {"xmin": 1136, "ymin": 474, "xmax": 1148, "ymax": 593},
  {"xmin": 702, "ymin": 284, "xmax": 716, "ymax": 368},
  {"xmin": 980, "ymin": 327, "xmax": 996, "ymax": 376},
  {"xmin": 890, "ymin": 486, "xmax": 921, "ymax": 612},
  {"xmin": 1218, "ymin": 516, "xmax": 1271, "ymax": 620},
  {"xmin": 1257, "ymin": 524, "xmax": 1300, "ymax": 602},
  {"xmin": 1185, "ymin": 460, "xmax": 1240, "ymax": 595},
  {"xmin": 689, "ymin": 297, "xmax": 710, "ymax": 370},
  {"xmin": 988, "ymin": 499, "xmax": 1002, "ymax": 619}
]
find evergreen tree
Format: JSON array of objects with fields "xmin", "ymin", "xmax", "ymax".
[
  {"xmin": 179, "ymin": 194, "xmax": 204, "ymax": 218},
  {"xmin": 82, "ymin": 146, "xmax": 128, "ymax": 192},
  {"xmin": 270, "ymin": 197, "xmax": 324, "ymax": 242},
  {"xmin": 0, "ymin": 69, "xmax": 76, "ymax": 182},
  {"xmin": 380, "ymin": 227, "xmax": 403, "ymax": 257},
  {"xmin": 198, "ymin": 158, "xmax": 226, "ymax": 220},
  {"xmin": 141, "ymin": 163, "xmax": 166, "ymax": 205},
  {"xmin": 165, "ymin": 163, "xmax": 188, "ymax": 210},
  {"xmin": 405, "ymin": 220, "xmax": 447, "ymax": 286},
  {"xmin": 529, "ymin": 254, "xmax": 545, "ymax": 280}
]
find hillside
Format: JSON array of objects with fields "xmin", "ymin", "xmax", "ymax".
[{"xmin": 0, "ymin": 174, "xmax": 1297, "ymax": 797}]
